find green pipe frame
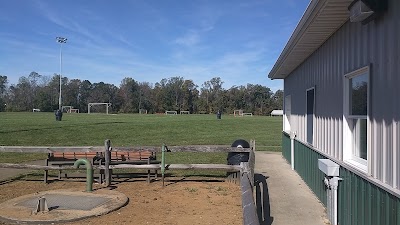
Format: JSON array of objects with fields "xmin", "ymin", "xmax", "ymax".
[{"xmin": 74, "ymin": 158, "xmax": 93, "ymax": 192}]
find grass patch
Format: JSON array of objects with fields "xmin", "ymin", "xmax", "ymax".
[{"xmin": 0, "ymin": 153, "xmax": 46, "ymax": 163}]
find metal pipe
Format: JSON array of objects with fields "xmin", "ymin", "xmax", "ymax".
[
  {"xmin": 329, "ymin": 176, "xmax": 342, "ymax": 225},
  {"xmin": 290, "ymin": 132, "xmax": 296, "ymax": 170},
  {"xmin": 74, "ymin": 159, "xmax": 93, "ymax": 192}
]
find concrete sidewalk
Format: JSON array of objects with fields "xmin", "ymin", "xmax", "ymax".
[{"xmin": 254, "ymin": 151, "xmax": 328, "ymax": 225}]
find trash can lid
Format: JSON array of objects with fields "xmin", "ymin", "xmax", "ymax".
[{"xmin": 231, "ymin": 139, "xmax": 250, "ymax": 148}]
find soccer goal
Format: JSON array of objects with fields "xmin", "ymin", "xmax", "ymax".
[
  {"xmin": 165, "ymin": 111, "xmax": 177, "ymax": 115},
  {"xmin": 88, "ymin": 103, "xmax": 112, "ymax": 114},
  {"xmin": 180, "ymin": 111, "xmax": 190, "ymax": 115},
  {"xmin": 70, "ymin": 109, "xmax": 79, "ymax": 113},
  {"xmin": 242, "ymin": 113, "xmax": 253, "ymax": 116},
  {"xmin": 234, "ymin": 110, "xmax": 243, "ymax": 117},
  {"xmin": 139, "ymin": 109, "xmax": 148, "ymax": 114},
  {"xmin": 62, "ymin": 106, "xmax": 73, "ymax": 113}
]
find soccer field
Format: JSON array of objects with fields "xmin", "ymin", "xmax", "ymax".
[{"xmin": 0, "ymin": 112, "xmax": 282, "ymax": 151}]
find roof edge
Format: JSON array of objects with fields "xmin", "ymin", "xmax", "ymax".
[{"xmin": 268, "ymin": 0, "xmax": 328, "ymax": 80}]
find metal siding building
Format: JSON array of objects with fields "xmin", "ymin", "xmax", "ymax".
[{"xmin": 269, "ymin": 0, "xmax": 400, "ymax": 224}]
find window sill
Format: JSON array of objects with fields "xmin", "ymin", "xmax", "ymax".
[{"xmin": 344, "ymin": 159, "xmax": 367, "ymax": 173}]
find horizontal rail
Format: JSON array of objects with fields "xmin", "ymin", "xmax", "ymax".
[
  {"xmin": 0, "ymin": 163, "xmax": 85, "ymax": 170},
  {"xmin": 167, "ymin": 164, "xmax": 241, "ymax": 171},
  {"xmin": 0, "ymin": 145, "xmax": 251, "ymax": 153},
  {"xmin": 0, "ymin": 163, "xmax": 241, "ymax": 172},
  {"xmin": 0, "ymin": 146, "xmax": 104, "ymax": 153},
  {"xmin": 241, "ymin": 172, "xmax": 260, "ymax": 225},
  {"xmin": 166, "ymin": 145, "xmax": 251, "ymax": 152}
]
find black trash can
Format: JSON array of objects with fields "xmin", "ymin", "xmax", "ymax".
[
  {"xmin": 55, "ymin": 109, "xmax": 63, "ymax": 121},
  {"xmin": 217, "ymin": 110, "xmax": 222, "ymax": 119},
  {"xmin": 227, "ymin": 139, "xmax": 250, "ymax": 165}
]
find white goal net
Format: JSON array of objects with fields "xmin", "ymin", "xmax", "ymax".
[{"xmin": 88, "ymin": 103, "xmax": 112, "ymax": 114}]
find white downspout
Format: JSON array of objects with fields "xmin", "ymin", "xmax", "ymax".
[
  {"xmin": 290, "ymin": 131, "xmax": 296, "ymax": 170},
  {"xmin": 329, "ymin": 176, "xmax": 342, "ymax": 225}
]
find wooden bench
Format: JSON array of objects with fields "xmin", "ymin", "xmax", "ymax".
[
  {"xmin": 45, "ymin": 152, "xmax": 103, "ymax": 183},
  {"xmin": 105, "ymin": 150, "xmax": 159, "ymax": 183}
]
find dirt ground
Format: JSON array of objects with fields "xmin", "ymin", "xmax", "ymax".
[{"xmin": 0, "ymin": 177, "xmax": 242, "ymax": 225}]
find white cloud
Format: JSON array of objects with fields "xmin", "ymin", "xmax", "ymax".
[{"xmin": 175, "ymin": 30, "xmax": 200, "ymax": 46}]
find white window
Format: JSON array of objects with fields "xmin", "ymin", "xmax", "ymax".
[
  {"xmin": 343, "ymin": 66, "xmax": 370, "ymax": 173},
  {"xmin": 284, "ymin": 95, "xmax": 291, "ymax": 132}
]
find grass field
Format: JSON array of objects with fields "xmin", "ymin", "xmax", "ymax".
[
  {"xmin": 0, "ymin": 112, "xmax": 282, "ymax": 149},
  {"xmin": 0, "ymin": 112, "xmax": 282, "ymax": 170}
]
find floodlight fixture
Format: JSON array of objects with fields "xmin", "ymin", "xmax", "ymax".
[{"xmin": 56, "ymin": 36, "xmax": 67, "ymax": 110}]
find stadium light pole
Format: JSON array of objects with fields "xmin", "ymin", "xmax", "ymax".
[{"xmin": 56, "ymin": 36, "xmax": 67, "ymax": 110}]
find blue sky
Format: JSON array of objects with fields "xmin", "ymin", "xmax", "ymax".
[{"xmin": 0, "ymin": 0, "xmax": 309, "ymax": 92}]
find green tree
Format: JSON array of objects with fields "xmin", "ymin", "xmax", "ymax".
[
  {"xmin": 181, "ymin": 79, "xmax": 198, "ymax": 113},
  {"xmin": 138, "ymin": 82, "xmax": 154, "ymax": 113},
  {"xmin": 118, "ymin": 77, "xmax": 139, "ymax": 113},
  {"xmin": 78, "ymin": 80, "xmax": 92, "ymax": 112}
]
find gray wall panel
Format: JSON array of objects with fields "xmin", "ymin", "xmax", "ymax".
[{"xmin": 284, "ymin": 0, "xmax": 399, "ymax": 188}]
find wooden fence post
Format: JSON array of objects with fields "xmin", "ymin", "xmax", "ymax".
[{"xmin": 104, "ymin": 139, "xmax": 111, "ymax": 187}]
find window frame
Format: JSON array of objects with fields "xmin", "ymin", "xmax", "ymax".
[{"xmin": 343, "ymin": 66, "xmax": 371, "ymax": 174}]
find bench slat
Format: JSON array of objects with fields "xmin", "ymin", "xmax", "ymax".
[{"xmin": 110, "ymin": 151, "xmax": 154, "ymax": 161}]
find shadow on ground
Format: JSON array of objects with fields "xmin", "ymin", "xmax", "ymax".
[{"xmin": 255, "ymin": 173, "xmax": 274, "ymax": 225}]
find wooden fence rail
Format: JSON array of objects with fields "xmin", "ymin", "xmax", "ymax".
[
  {"xmin": 0, "ymin": 146, "xmax": 251, "ymax": 153},
  {"xmin": 0, "ymin": 163, "xmax": 241, "ymax": 172},
  {"xmin": 241, "ymin": 162, "xmax": 260, "ymax": 225}
]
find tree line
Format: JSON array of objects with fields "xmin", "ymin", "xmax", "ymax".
[{"xmin": 0, "ymin": 72, "xmax": 283, "ymax": 115}]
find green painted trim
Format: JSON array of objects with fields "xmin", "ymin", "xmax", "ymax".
[
  {"xmin": 293, "ymin": 141, "xmax": 327, "ymax": 206},
  {"xmin": 338, "ymin": 166, "xmax": 399, "ymax": 225},
  {"xmin": 287, "ymin": 138, "xmax": 400, "ymax": 225},
  {"xmin": 282, "ymin": 132, "xmax": 291, "ymax": 164}
]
